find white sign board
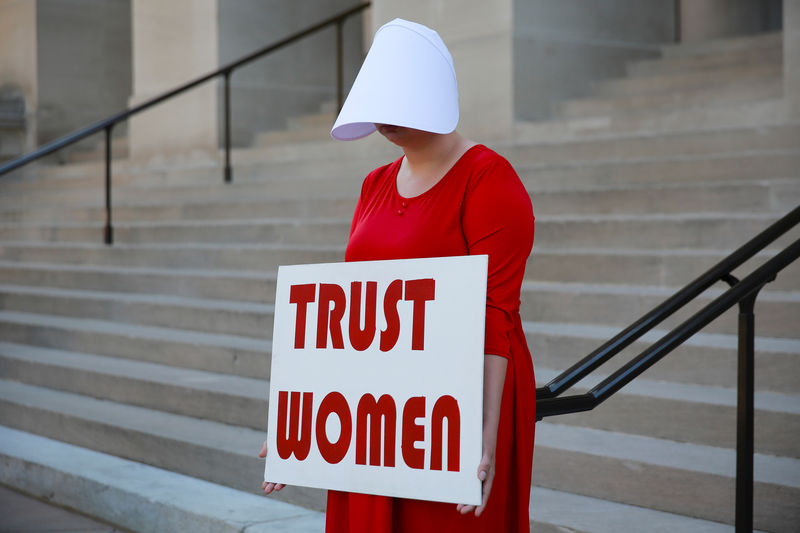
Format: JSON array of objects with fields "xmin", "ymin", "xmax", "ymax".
[{"xmin": 265, "ymin": 255, "xmax": 487, "ymax": 505}]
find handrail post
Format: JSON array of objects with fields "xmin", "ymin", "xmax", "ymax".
[
  {"xmin": 336, "ymin": 18, "xmax": 344, "ymax": 112},
  {"xmin": 224, "ymin": 70, "xmax": 232, "ymax": 183},
  {"xmin": 104, "ymin": 125, "xmax": 113, "ymax": 245},
  {"xmin": 734, "ymin": 285, "xmax": 762, "ymax": 532}
]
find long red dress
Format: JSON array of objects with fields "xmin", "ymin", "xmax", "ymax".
[{"xmin": 326, "ymin": 144, "xmax": 536, "ymax": 532}]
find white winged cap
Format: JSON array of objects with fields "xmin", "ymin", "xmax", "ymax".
[{"xmin": 330, "ymin": 18, "xmax": 459, "ymax": 141}]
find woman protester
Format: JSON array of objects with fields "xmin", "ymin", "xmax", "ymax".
[{"xmin": 262, "ymin": 18, "xmax": 536, "ymax": 532}]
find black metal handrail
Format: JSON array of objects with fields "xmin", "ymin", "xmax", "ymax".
[
  {"xmin": 535, "ymin": 204, "xmax": 800, "ymax": 532},
  {"xmin": 0, "ymin": 2, "xmax": 370, "ymax": 244}
]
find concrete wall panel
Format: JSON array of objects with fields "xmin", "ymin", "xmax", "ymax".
[
  {"xmin": 513, "ymin": 0, "xmax": 676, "ymax": 121},
  {"xmin": 218, "ymin": 0, "xmax": 364, "ymax": 146},
  {"xmin": 0, "ymin": 0, "xmax": 38, "ymax": 154},
  {"xmin": 36, "ymin": 0, "xmax": 131, "ymax": 148}
]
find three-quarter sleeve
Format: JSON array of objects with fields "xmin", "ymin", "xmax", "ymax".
[{"xmin": 461, "ymin": 156, "xmax": 534, "ymax": 359}]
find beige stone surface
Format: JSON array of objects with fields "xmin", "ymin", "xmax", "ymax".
[
  {"xmin": 787, "ymin": 0, "xmax": 800, "ymax": 118},
  {"xmin": 128, "ymin": 0, "xmax": 219, "ymax": 161},
  {"xmin": 0, "ymin": 0, "xmax": 37, "ymax": 108},
  {"xmin": 0, "ymin": 0, "xmax": 37, "ymax": 152},
  {"xmin": 680, "ymin": 0, "xmax": 772, "ymax": 42}
]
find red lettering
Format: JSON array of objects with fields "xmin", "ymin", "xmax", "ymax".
[
  {"xmin": 276, "ymin": 391, "xmax": 313, "ymax": 460},
  {"xmin": 315, "ymin": 392, "xmax": 352, "ymax": 464},
  {"xmin": 289, "ymin": 284, "xmax": 316, "ymax": 349},
  {"xmin": 404, "ymin": 278, "xmax": 435, "ymax": 351},
  {"xmin": 430, "ymin": 395, "xmax": 460, "ymax": 471},
  {"xmin": 316, "ymin": 284, "xmax": 346, "ymax": 349},
  {"xmin": 349, "ymin": 281, "xmax": 377, "ymax": 351},
  {"xmin": 380, "ymin": 279, "xmax": 403, "ymax": 351},
  {"xmin": 356, "ymin": 394, "xmax": 396, "ymax": 467},
  {"xmin": 401, "ymin": 396, "xmax": 426, "ymax": 469}
]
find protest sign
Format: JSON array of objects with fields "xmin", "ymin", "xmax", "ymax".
[{"xmin": 265, "ymin": 255, "xmax": 487, "ymax": 505}]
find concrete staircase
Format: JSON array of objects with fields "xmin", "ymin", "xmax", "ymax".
[{"xmin": 1, "ymin": 31, "xmax": 799, "ymax": 532}]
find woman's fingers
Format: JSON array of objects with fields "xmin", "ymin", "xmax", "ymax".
[
  {"xmin": 259, "ymin": 441, "xmax": 285, "ymax": 494},
  {"xmin": 262, "ymin": 481, "xmax": 286, "ymax": 495},
  {"xmin": 475, "ymin": 470, "xmax": 494, "ymax": 517},
  {"xmin": 456, "ymin": 503, "xmax": 475, "ymax": 514}
]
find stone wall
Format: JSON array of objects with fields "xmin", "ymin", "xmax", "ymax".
[
  {"xmin": 680, "ymin": 0, "xmax": 782, "ymax": 42},
  {"xmin": 36, "ymin": 0, "xmax": 131, "ymax": 148},
  {"xmin": 0, "ymin": 0, "xmax": 38, "ymax": 154},
  {"xmin": 513, "ymin": 0, "xmax": 676, "ymax": 121},
  {"xmin": 218, "ymin": 0, "xmax": 364, "ymax": 146}
]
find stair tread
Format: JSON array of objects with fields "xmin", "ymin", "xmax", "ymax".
[
  {"xmin": 0, "ymin": 211, "xmax": 784, "ymax": 228},
  {"xmin": 0, "ymin": 310, "xmax": 269, "ymax": 351},
  {"xmin": 3, "ymin": 379, "xmax": 797, "ymax": 490},
  {"xmin": 0, "ymin": 259, "xmax": 276, "ymax": 279},
  {"xmin": 0, "ymin": 381, "xmax": 263, "ymax": 455},
  {"xmin": 521, "ymin": 280, "xmax": 799, "ymax": 302},
  {"xmin": 530, "ymin": 486, "xmax": 758, "ymax": 533},
  {"xmin": 0, "ymin": 426, "xmax": 323, "ymax": 533},
  {"xmin": 0, "ymin": 341, "xmax": 266, "ymax": 398},
  {"xmin": 536, "ymin": 422, "xmax": 800, "ymax": 488},
  {"xmin": 535, "ymin": 367, "xmax": 800, "ymax": 415},
  {"xmin": 0, "ymin": 283, "xmax": 275, "ymax": 311},
  {"xmin": 523, "ymin": 320, "xmax": 800, "ymax": 354}
]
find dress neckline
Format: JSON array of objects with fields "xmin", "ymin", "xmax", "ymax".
[{"xmin": 393, "ymin": 144, "xmax": 484, "ymax": 201}]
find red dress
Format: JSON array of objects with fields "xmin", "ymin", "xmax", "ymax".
[{"xmin": 326, "ymin": 144, "xmax": 536, "ymax": 532}]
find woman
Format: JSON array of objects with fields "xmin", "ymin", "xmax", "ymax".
[{"xmin": 262, "ymin": 19, "xmax": 535, "ymax": 532}]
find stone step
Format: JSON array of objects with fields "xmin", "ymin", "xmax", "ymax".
[
  {"xmin": 521, "ymin": 281, "xmax": 799, "ymax": 339},
  {"xmin": 0, "ymin": 241, "xmax": 345, "ymax": 270},
  {"xmin": 285, "ymin": 112, "xmax": 337, "ymax": 132},
  {"xmin": 0, "ymin": 380, "xmax": 796, "ymax": 531},
  {"xmin": 1, "ymin": 178, "xmax": 796, "ymax": 226},
  {"xmin": 3, "ymin": 146, "xmax": 796, "ymax": 212},
  {"xmin": 660, "ymin": 31, "xmax": 782, "ymax": 59},
  {"xmin": 0, "ymin": 298, "xmax": 795, "ymax": 401},
  {"xmin": 0, "ymin": 381, "xmax": 325, "ymax": 512},
  {"xmin": 1, "ymin": 257, "xmax": 796, "ymax": 339},
  {"xmin": 0, "ymin": 425, "xmax": 758, "ymax": 533},
  {"xmin": 0, "ymin": 213, "xmax": 787, "ymax": 252},
  {"xmin": 0, "ymin": 284, "xmax": 275, "ymax": 340},
  {"xmin": 0, "ymin": 194, "xmax": 359, "ymax": 223},
  {"xmin": 8, "ymin": 142, "xmax": 798, "ymax": 213},
  {"xmin": 527, "ymin": 321, "xmax": 800, "ymax": 395},
  {"xmin": 235, "ymin": 130, "xmax": 399, "ymax": 165},
  {"xmin": 0, "ymin": 241, "xmax": 796, "ymax": 291},
  {"xmin": 519, "ymin": 150, "xmax": 800, "ymax": 190},
  {"xmin": 0, "ymin": 261, "xmax": 278, "ymax": 302},
  {"xmin": 533, "ymin": 422, "xmax": 799, "ymax": 531},
  {"xmin": 0, "ymin": 310, "xmax": 270, "ymax": 379},
  {"xmin": 2, "ymin": 334, "xmax": 795, "ymax": 459},
  {"xmin": 0, "ymin": 342, "xmax": 267, "ymax": 430},
  {"xmin": 254, "ymin": 126, "xmax": 335, "ymax": 146},
  {"xmin": 0, "ymin": 217, "xmax": 352, "ymax": 246},
  {"xmin": 0, "ymin": 426, "xmax": 325, "ymax": 533},
  {"xmin": 506, "ymin": 123, "xmax": 800, "ymax": 166},
  {"xmin": 627, "ymin": 41, "xmax": 782, "ymax": 78},
  {"xmin": 594, "ymin": 62, "xmax": 782, "ymax": 98},
  {"xmin": 0, "ymin": 171, "xmax": 367, "ymax": 208},
  {"xmin": 515, "ymin": 99, "xmax": 789, "ymax": 143},
  {"xmin": 561, "ymin": 78, "xmax": 781, "ymax": 119},
  {"xmin": 527, "ymin": 246, "xmax": 800, "ymax": 289},
  {"xmin": 529, "ymin": 486, "xmax": 753, "ymax": 533},
  {"xmin": 534, "ymin": 367, "xmax": 800, "ymax": 458}
]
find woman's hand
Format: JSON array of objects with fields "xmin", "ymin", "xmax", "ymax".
[
  {"xmin": 456, "ymin": 449, "xmax": 496, "ymax": 516},
  {"xmin": 259, "ymin": 440, "xmax": 286, "ymax": 495},
  {"xmin": 455, "ymin": 353, "xmax": 506, "ymax": 517}
]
